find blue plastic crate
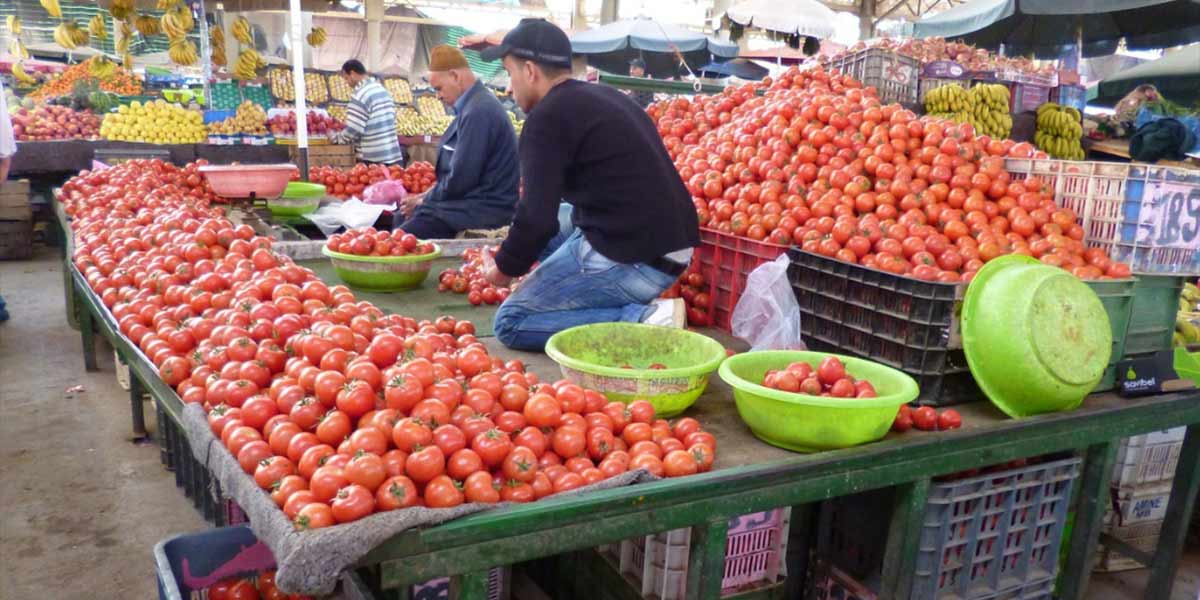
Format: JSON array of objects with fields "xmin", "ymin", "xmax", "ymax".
[
  {"xmin": 1115, "ymin": 165, "xmax": 1200, "ymax": 273},
  {"xmin": 203, "ymin": 110, "xmax": 236, "ymax": 124},
  {"xmin": 154, "ymin": 525, "xmax": 276, "ymax": 600}
]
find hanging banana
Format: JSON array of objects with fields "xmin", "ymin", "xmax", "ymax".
[
  {"xmin": 109, "ymin": 0, "xmax": 135, "ymax": 21},
  {"xmin": 232, "ymin": 16, "xmax": 253, "ymax": 45},
  {"xmin": 136, "ymin": 13, "xmax": 160, "ymax": 37},
  {"xmin": 168, "ymin": 37, "xmax": 198, "ymax": 66},
  {"xmin": 9, "ymin": 38, "xmax": 29, "ymax": 60},
  {"xmin": 234, "ymin": 48, "xmax": 260, "ymax": 80},
  {"xmin": 11, "ymin": 62, "xmax": 37, "ymax": 86},
  {"xmin": 40, "ymin": 0, "xmax": 62, "ymax": 19},
  {"xmin": 89, "ymin": 14, "xmax": 108, "ymax": 40},
  {"xmin": 7, "ymin": 16, "xmax": 21, "ymax": 35},
  {"xmin": 122, "ymin": 52, "xmax": 133, "ymax": 71},
  {"xmin": 156, "ymin": 0, "xmax": 179, "ymax": 9},
  {"xmin": 306, "ymin": 27, "xmax": 327, "ymax": 47}
]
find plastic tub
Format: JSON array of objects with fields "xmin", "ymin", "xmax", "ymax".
[
  {"xmin": 267, "ymin": 182, "xmax": 326, "ymax": 217},
  {"xmin": 321, "ymin": 244, "xmax": 441, "ymax": 292},
  {"xmin": 198, "ymin": 164, "xmax": 296, "ymax": 200},
  {"xmin": 961, "ymin": 255, "xmax": 1111, "ymax": 418},
  {"xmin": 544, "ymin": 322, "xmax": 728, "ymax": 417},
  {"xmin": 718, "ymin": 350, "xmax": 918, "ymax": 452}
]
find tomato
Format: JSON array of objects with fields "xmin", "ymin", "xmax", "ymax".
[
  {"xmin": 405, "ymin": 445, "xmax": 446, "ymax": 484},
  {"xmin": 348, "ymin": 427, "xmax": 388, "ymax": 456},
  {"xmin": 345, "ymin": 452, "xmax": 387, "ymax": 491},
  {"xmin": 376, "ymin": 476, "xmax": 419, "ymax": 511},
  {"xmin": 551, "ymin": 426, "xmax": 586, "ymax": 459},
  {"xmin": 523, "ymin": 393, "xmax": 562, "ymax": 428},
  {"xmin": 464, "ymin": 471, "xmax": 501, "ymax": 503},
  {"xmin": 552, "ymin": 472, "xmax": 586, "ymax": 493},
  {"xmin": 254, "ymin": 456, "xmax": 295, "ymax": 489},
  {"xmin": 271, "ymin": 475, "xmax": 308, "ymax": 507},
  {"xmin": 629, "ymin": 454, "xmax": 664, "ymax": 477},
  {"xmin": 816, "ymin": 356, "xmax": 847, "ymax": 385},
  {"xmin": 294, "ymin": 502, "xmax": 335, "ymax": 530},
  {"xmin": 912, "ymin": 406, "xmax": 938, "ymax": 431},
  {"xmin": 424, "ymin": 475, "xmax": 465, "ymax": 508},
  {"xmin": 662, "ymin": 449, "xmax": 699, "ymax": 478},
  {"xmin": 309, "ymin": 465, "xmax": 349, "ymax": 503},
  {"xmin": 472, "ymin": 428, "xmax": 514, "ymax": 468},
  {"xmin": 432, "ymin": 424, "xmax": 468, "ymax": 456},
  {"xmin": 330, "ymin": 483, "xmax": 376, "ymax": 523},
  {"xmin": 938, "ymin": 409, "xmax": 963, "ymax": 430},
  {"xmin": 514, "ymin": 426, "xmax": 549, "ymax": 457},
  {"xmin": 283, "ymin": 490, "xmax": 317, "ymax": 520},
  {"xmin": 501, "ymin": 480, "xmax": 536, "ymax": 503},
  {"xmin": 892, "ymin": 405, "xmax": 913, "ymax": 432},
  {"xmin": 392, "ymin": 418, "xmax": 433, "ymax": 452},
  {"xmin": 502, "ymin": 446, "xmax": 539, "ymax": 483},
  {"xmin": 689, "ymin": 443, "xmax": 715, "ymax": 472}
]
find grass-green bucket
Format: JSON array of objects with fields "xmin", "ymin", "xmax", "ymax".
[
  {"xmin": 321, "ymin": 244, "xmax": 441, "ymax": 292},
  {"xmin": 718, "ymin": 350, "xmax": 918, "ymax": 452},
  {"xmin": 544, "ymin": 323, "xmax": 728, "ymax": 418}
]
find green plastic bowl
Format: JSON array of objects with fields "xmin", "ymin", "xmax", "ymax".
[
  {"xmin": 544, "ymin": 323, "xmax": 728, "ymax": 417},
  {"xmin": 268, "ymin": 196, "xmax": 320, "ymax": 217},
  {"xmin": 962, "ymin": 255, "xmax": 1111, "ymax": 418},
  {"xmin": 283, "ymin": 182, "xmax": 327, "ymax": 199},
  {"xmin": 321, "ymin": 244, "xmax": 441, "ymax": 292},
  {"xmin": 719, "ymin": 350, "xmax": 918, "ymax": 453}
]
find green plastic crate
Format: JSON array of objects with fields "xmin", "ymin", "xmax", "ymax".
[
  {"xmin": 1088, "ymin": 278, "xmax": 1136, "ymax": 392},
  {"xmin": 1125, "ymin": 275, "xmax": 1187, "ymax": 356},
  {"xmin": 209, "ymin": 81, "xmax": 241, "ymax": 110}
]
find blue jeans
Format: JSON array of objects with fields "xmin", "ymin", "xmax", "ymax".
[{"xmin": 493, "ymin": 229, "xmax": 677, "ymax": 351}]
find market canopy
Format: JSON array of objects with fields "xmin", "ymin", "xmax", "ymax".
[
  {"xmin": 1095, "ymin": 44, "xmax": 1200, "ymax": 106},
  {"xmin": 697, "ymin": 58, "xmax": 769, "ymax": 80},
  {"xmin": 913, "ymin": 0, "xmax": 1200, "ymax": 58},
  {"xmin": 570, "ymin": 17, "xmax": 738, "ymax": 78},
  {"xmin": 725, "ymin": 0, "xmax": 838, "ymax": 40}
]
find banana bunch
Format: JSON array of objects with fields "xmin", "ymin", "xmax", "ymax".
[
  {"xmin": 161, "ymin": 7, "xmax": 194, "ymax": 39},
  {"xmin": 40, "ymin": 0, "xmax": 62, "ymax": 18},
  {"xmin": 89, "ymin": 56, "xmax": 117, "ymax": 79},
  {"xmin": 1035, "ymin": 102, "xmax": 1086, "ymax": 160},
  {"xmin": 232, "ymin": 16, "xmax": 253, "ymax": 45},
  {"xmin": 89, "ymin": 14, "xmax": 108, "ymax": 40},
  {"xmin": 157, "ymin": 0, "xmax": 179, "ymax": 9},
  {"xmin": 116, "ymin": 20, "xmax": 133, "ymax": 53},
  {"xmin": 9, "ymin": 38, "xmax": 29, "ymax": 60},
  {"xmin": 211, "ymin": 25, "xmax": 227, "ymax": 66},
  {"xmin": 169, "ymin": 37, "xmax": 198, "ymax": 66},
  {"xmin": 110, "ymin": 0, "xmax": 135, "ymax": 20},
  {"xmin": 924, "ymin": 83, "xmax": 970, "ymax": 113},
  {"xmin": 122, "ymin": 52, "xmax": 133, "ymax": 71},
  {"xmin": 54, "ymin": 21, "xmax": 89, "ymax": 50},
  {"xmin": 136, "ymin": 13, "xmax": 160, "ymax": 37},
  {"xmin": 7, "ymin": 16, "xmax": 21, "ymax": 35},
  {"xmin": 234, "ymin": 48, "xmax": 261, "ymax": 80},
  {"xmin": 924, "ymin": 83, "xmax": 1011, "ymax": 139},
  {"xmin": 11, "ymin": 62, "xmax": 37, "ymax": 86},
  {"xmin": 1182, "ymin": 282, "xmax": 1200, "ymax": 312},
  {"xmin": 306, "ymin": 27, "xmax": 327, "ymax": 47}
]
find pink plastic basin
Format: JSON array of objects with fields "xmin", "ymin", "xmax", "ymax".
[{"xmin": 198, "ymin": 164, "xmax": 297, "ymax": 200}]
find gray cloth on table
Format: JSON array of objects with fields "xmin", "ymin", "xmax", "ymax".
[{"xmin": 181, "ymin": 403, "xmax": 657, "ymax": 596}]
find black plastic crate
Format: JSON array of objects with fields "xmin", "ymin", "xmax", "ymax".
[
  {"xmin": 787, "ymin": 248, "xmax": 982, "ymax": 406},
  {"xmin": 153, "ymin": 396, "xmax": 246, "ymax": 526}
]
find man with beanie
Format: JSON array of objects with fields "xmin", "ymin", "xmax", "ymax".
[
  {"xmin": 396, "ymin": 45, "xmax": 520, "ymax": 239},
  {"xmin": 331, "ymin": 59, "xmax": 401, "ymax": 165},
  {"xmin": 479, "ymin": 19, "xmax": 698, "ymax": 350}
]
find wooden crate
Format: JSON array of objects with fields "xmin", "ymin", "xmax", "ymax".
[
  {"xmin": 0, "ymin": 179, "xmax": 32, "ymax": 222},
  {"xmin": 288, "ymin": 144, "xmax": 356, "ymax": 168},
  {"xmin": 0, "ymin": 219, "xmax": 33, "ymax": 260}
]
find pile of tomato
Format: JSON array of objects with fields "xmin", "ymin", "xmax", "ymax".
[
  {"xmin": 648, "ymin": 67, "xmax": 1131, "ymax": 283},
  {"xmin": 63, "ymin": 158, "xmax": 718, "ymax": 534},
  {"xmin": 325, "ymin": 227, "xmax": 436, "ymax": 257},
  {"xmin": 306, "ymin": 161, "xmax": 436, "ymax": 200},
  {"xmin": 203, "ymin": 571, "xmax": 310, "ymax": 600},
  {"xmin": 660, "ymin": 261, "xmax": 712, "ymax": 327},
  {"xmin": 436, "ymin": 246, "xmax": 515, "ymax": 306},
  {"xmin": 761, "ymin": 356, "xmax": 877, "ymax": 398},
  {"xmin": 893, "ymin": 405, "xmax": 962, "ymax": 432}
]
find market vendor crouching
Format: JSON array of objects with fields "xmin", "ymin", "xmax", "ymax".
[
  {"xmin": 479, "ymin": 19, "xmax": 697, "ymax": 351},
  {"xmin": 395, "ymin": 45, "xmax": 520, "ymax": 239}
]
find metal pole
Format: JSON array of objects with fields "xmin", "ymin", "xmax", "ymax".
[
  {"xmin": 289, "ymin": 0, "xmax": 309, "ymax": 178},
  {"xmin": 196, "ymin": 0, "xmax": 212, "ymax": 112}
]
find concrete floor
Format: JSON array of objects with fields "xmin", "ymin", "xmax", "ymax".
[{"xmin": 1, "ymin": 244, "xmax": 1198, "ymax": 600}]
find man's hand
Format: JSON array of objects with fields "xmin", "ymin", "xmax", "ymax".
[
  {"xmin": 400, "ymin": 192, "xmax": 425, "ymax": 217},
  {"xmin": 481, "ymin": 249, "xmax": 514, "ymax": 287}
]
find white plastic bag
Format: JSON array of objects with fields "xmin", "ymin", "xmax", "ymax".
[
  {"xmin": 303, "ymin": 198, "xmax": 394, "ymax": 235},
  {"xmin": 731, "ymin": 254, "xmax": 805, "ymax": 351}
]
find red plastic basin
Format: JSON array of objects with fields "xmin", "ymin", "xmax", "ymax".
[{"xmin": 198, "ymin": 164, "xmax": 296, "ymax": 200}]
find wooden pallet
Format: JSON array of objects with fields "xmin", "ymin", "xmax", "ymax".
[{"xmin": 0, "ymin": 179, "xmax": 31, "ymax": 222}]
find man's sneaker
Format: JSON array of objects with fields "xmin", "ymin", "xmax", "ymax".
[{"xmin": 642, "ymin": 298, "xmax": 685, "ymax": 328}]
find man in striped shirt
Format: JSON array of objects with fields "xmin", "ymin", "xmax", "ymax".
[{"xmin": 331, "ymin": 59, "xmax": 402, "ymax": 165}]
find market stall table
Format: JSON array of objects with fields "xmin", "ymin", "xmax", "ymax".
[
  {"xmin": 1085, "ymin": 137, "xmax": 1199, "ymax": 168},
  {"xmin": 11, "ymin": 140, "xmax": 291, "ymax": 176}
]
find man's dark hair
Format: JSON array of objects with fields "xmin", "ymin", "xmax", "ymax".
[
  {"xmin": 341, "ymin": 59, "xmax": 366, "ymax": 75},
  {"xmin": 512, "ymin": 56, "xmax": 571, "ymax": 80}
]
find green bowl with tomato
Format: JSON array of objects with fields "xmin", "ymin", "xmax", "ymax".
[
  {"xmin": 719, "ymin": 350, "xmax": 918, "ymax": 453},
  {"xmin": 321, "ymin": 244, "xmax": 441, "ymax": 292},
  {"xmin": 545, "ymin": 322, "xmax": 728, "ymax": 418}
]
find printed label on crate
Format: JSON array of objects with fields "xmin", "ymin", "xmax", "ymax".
[
  {"xmin": 883, "ymin": 60, "xmax": 916, "ymax": 86},
  {"xmin": 923, "ymin": 60, "xmax": 966, "ymax": 78},
  {"xmin": 1117, "ymin": 352, "xmax": 1176, "ymax": 396},
  {"xmin": 1111, "ymin": 486, "xmax": 1173, "ymax": 525},
  {"xmin": 1140, "ymin": 178, "xmax": 1200, "ymax": 249}
]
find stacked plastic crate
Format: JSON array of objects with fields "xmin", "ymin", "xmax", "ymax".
[{"xmin": 1095, "ymin": 427, "xmax": 1185, "ymax": 571}]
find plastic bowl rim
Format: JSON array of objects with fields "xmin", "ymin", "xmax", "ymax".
[
  {"xmin": 544, "ymin": 322, "xmax": 728, "ymax": 380},
  {"xmin": 718, "ymin": 349, "xmax": 918, "ymax": 409},
  {"xmin": 322, "ymin": 243, "xmax": 442, "ymax": 264}
]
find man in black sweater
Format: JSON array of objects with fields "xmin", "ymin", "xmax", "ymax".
[{"xmin": 481, "ymin": 19, "xmax": 699, "ymax": 351}]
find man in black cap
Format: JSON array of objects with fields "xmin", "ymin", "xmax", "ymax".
[
  {"xmin": 479, "ymin": 18, "xmax": 699, "ymax": 351},
  {"xmin": 627, "ymin": 58, "xmax": 656, "ymax": 109}
]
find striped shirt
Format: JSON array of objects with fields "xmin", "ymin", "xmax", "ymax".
[{"xmin": 336, "ymin": 78, "xmax": 401, "ymax": 164}]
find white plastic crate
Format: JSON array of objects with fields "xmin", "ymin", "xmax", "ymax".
[
  {"xmin": 1112, "ymin": 428, "xmax": 1186, "ymax": 487},
  {"xmin": 1109, "ymin": 481, "xmax": 1174, "ymax": 526},
  {"xmin": 616, "ymin": 507, "xmax": 790, "ymax": 599},
  {"xmin": 1005, "ymin": 158, "xmax": 1200, "ymax": 274},
  {"xmin": 826, "ymin": 47, "xmax": 919, "ymax": 106}
]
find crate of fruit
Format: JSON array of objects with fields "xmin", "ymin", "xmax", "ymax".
[
  {"xmin": 826, "ymin": 47, "xmax": 919, "ymax": 107},
  {"xmin": 817, "ymin": 456, "xmax": 1080, "ymax": 599},
  {"xmin": 614, "ymin": 507, "xmax": 789, "ymax": 599},
  {"xmin": 1006, "ymin": 158, "xmax": 1200, "ymax": 274},
  {"xmin": 1113, "ymin": 428, "xmax": 1185, "ymax": 487},
  {"xmin": 694, "ymin": 228, "xmax": 789, "ymax": 332}
]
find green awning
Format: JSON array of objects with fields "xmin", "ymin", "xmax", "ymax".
[{"xmin": 441, "ymin": 26, "xmax": 502, "ymax": 80}]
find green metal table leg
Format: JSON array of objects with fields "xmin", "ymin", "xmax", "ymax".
[
  {"xmin": 1060, "ymin": 441, "xmax": 1118, "ymax": 600},
  {"xmin": 450, "ymin": 569, "xmax": 491, "ymax": 600},
  {"xmin": 880, "ymin": 478, "xmax": 931, "ymax": 600},
  {"xmin": 76, "ymin": 287, "xmax": 98, "ymax": 372},
  {"xmin": 686, "ymin": 517, "xmax": 729, "ymax": 600},
  {"xmin": 128, "ymin": 366, "xmax": 148, "ymax": 441},
  {"xmin": 63, "ymin": 258, "xmax": 80, "ymax": 331},
  {"xmin": 1145, "ymin": 425, "xmax": 1200, "ymax": 599}
]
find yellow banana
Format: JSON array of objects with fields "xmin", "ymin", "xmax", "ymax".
[
  {"xmin": 40, "ymin": 0, "xmax": 62, "ymax": 18},
  {"xmin": 232, "ymin": 16, "xmax": 252, "ymax": 45},
  {"xmin": 123, "ymin": 52, "xmax": 133, "ymax": 71},
  {"xmin": 157, "ymin": 0, "xmax": 179, "ymax": 9},
  {"xmin": 306, "ymin": 27, "xmax": 327, "ymax": 47},
  {"xmin": 7, "ymin": 16, "xmax": 21, "ymax": 35},
  {"xmin": 9, "ymin": 38, "xmax": 29, "ymax": 60},
  {"xmin": 54, "ymin": 23, "xmax": 77, "ymax": 50},
  {"xmin": 11, "ymin": 62, "xmax": 36, "ymax": 86},
  {"xmin": 137, "ymin": 14, "xmax": 161, "ymax": 37},
  {"xmin": 89, "ymin": 14, "xmax": 108, "ymax": 40}
]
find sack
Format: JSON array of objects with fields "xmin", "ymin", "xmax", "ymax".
[
  {"xmin": 360, "ymin": 168, "xmax": 408, "ymax": 206},
  {"xmin": 731, "ymin": 254, "xmax": 805, "ymax": 351}
]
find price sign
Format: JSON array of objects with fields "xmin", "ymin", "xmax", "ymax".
[{"xmin": 1146, "ymin": 180, "xmax": 1200, "ymax": 248}]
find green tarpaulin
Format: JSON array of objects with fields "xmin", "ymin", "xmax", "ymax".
[{"xmin": 913, "ymin": 0, "xmax": 1200, "ymax": 58}]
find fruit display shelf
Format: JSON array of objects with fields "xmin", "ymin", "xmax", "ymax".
[{"xmin": 9, "ymin": 140, "xmax": 289, "ymax": 176}]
